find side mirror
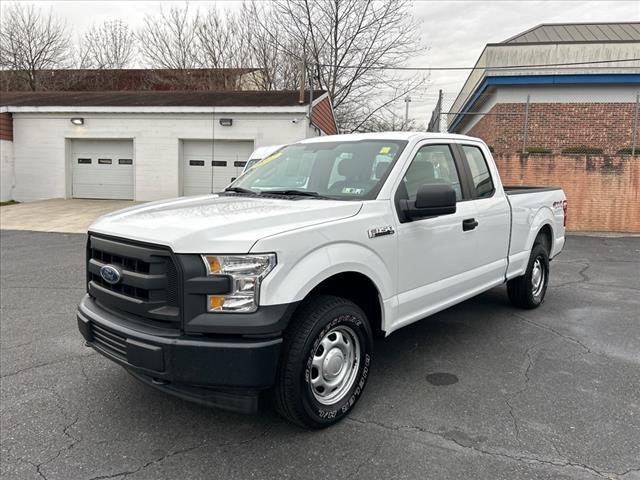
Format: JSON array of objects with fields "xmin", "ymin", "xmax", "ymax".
[{"xmin": 402, "ymin": 183, "xmax": 457, "ymax": 220}]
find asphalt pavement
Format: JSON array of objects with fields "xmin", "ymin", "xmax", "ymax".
[{"xmin": 1, "ymin": 230, "xmax": 639, "ymax": 480}]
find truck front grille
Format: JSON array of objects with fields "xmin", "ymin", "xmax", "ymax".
[{"xmin": 87, "ymin": 235, "xmax": 181, "ymax": 329}]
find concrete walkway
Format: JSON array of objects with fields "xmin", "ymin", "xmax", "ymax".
[{"xmin": 0, "ymin": 198, "xmax": 140, "ymax": 233}]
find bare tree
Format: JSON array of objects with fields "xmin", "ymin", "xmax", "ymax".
[
  {"xmin": 80, "ymin": 20, "xmax": 135, "ymax": 69},
  {"xmin": 0, "ymin": 3, "xmax": 71, "ymax": 90},
  {"xmin": 237, "ymin": 2, "xmax": 302, "ymax": 91},
  {"xmin": 137, "ymin": 5, "xmax": 200, "ymax": 69},
  {"xmin": 269, "ymin": 0, "xmax": 426, "ymax": 132},
  {"xmin": 196, "ymin": 6, "xmax": 242, "ymax": 69},
  {"xmin": 195, "ymin": 3, "xmax": 300, "ymax": 90}
]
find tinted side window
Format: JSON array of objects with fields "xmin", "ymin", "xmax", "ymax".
[
  {"xmin": 462, "ymin": 145, "xmax": 494, "ymax": 198},
  {"xmin": 400, "ymin": 144, "xmax": 462, "ymax": 201}
]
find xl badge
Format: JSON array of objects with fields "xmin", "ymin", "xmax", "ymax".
[
  {"xmin": 368, "ymin": 226, "xmax": 395, "ymax": 239},
  {"xmin": 100, "ymin": 264, "xmax": 122, "ymax": 285}
]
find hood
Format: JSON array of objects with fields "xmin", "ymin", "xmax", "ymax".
[{"xmin": 89, "ymin": 194, "xmax": 362, "ymax": 253}]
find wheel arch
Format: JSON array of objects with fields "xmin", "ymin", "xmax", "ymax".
[
  {"xmin": 526, "ymin": 207, "xmax": 555, "ymax": 254},
  {"xmin": 302, "ymin": 271, "xmax": 385, "ymax": 338}
]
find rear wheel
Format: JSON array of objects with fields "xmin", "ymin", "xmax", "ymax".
[
  {"xmin": 273, "ymin": 294, "xmax": 373, "ymax": 428},
  {"xmin": 507, "ymin": 242, "xmax": 549, "ymax": 309}
]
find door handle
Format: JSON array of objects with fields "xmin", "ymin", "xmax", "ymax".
[{"xmin": 462, "ymin": 218, "xmax": 479, "ymax": 231}]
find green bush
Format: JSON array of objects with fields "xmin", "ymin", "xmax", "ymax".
[
  {"xmin": 561, "ymin": 146, "xmax": 604, "ymax": 155},
  {"xmin": 524, "ymin": 147, "xmax": 552, "ymax": 154},
  {"xmin": 616, "ymin": 147, "xmax": 638, "ymax": 155}
]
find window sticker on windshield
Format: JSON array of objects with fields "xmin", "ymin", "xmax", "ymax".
[
  {"xmin": 342, "ymin": 187, "xmax": 365, "ymax": 195},
  {"xmin": 379, "ymin": 146, "xmax": 391, "ymax": 154},
  {"xmin": 255, "ymin": 151, "xmax": 282, "ymax": 168}
]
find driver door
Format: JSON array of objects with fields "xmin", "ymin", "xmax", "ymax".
[{"xmin": 392, "ymin": 143, "xmax": 479, "ymax": 329}]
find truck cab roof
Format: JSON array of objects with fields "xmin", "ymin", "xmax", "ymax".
[{"xmin": 297, "ymin": 131, "xmax": 482, "ymax": 144}]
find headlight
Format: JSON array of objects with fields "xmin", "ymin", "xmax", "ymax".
[{"xmin": 202, "ymin": 254, "xmax": 276, "ymax": 313}]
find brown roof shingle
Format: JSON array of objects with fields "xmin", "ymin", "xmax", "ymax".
[{"xmin": 0, "ymin": 90, "xmax": 327, "ymax": 108}]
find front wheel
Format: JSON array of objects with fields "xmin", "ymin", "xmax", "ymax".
[
  {"xmin": 507, "ymin": 242, "xmax": 550, "ymax": 309},
  {"xmin": 273, "ymin": 294, "xmax": 373, "ymax": 428}
]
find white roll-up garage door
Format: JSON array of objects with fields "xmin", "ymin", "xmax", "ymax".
[
  {"xmin": 71, "ymin": 139, "xmax": 134, "ymax": 200},
  {"xmin": 182, "ymin": 140, "xmax": 254, "ymax": 196}
]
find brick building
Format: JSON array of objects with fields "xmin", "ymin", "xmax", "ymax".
[{"xmin": 445, "ymin": 23, "xmax": 640, "ymax": 233}]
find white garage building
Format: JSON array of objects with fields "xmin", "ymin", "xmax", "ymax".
[{"xmin": 0, "ymin": 90, "xmax": 337, "ymax": 202}]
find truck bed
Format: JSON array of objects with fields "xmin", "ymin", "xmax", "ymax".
[
  {"xmin": 504, "ymin": 184, "xmax": 566, "ymax": 279},
  {"xmin": 504, "ymin": 185, "xmax": 563, "ymax": 195}
]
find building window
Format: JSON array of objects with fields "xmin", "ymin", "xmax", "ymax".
[
  {"xmin": 234, "ymin": 161, "xmax": 247, "ymax": 167},
  {"xmin": 98, "ymin": 158, "xmax": 112, "ymax": 165},
  {"xmin": 77, "ymin": 158, "xmax": 91, "ymax": 164},
  {"xmin": 189, "ymin": 160, "xmax": 205, "ymax": 166},
  {"xmin": 118, "ymin": 159, "xmax": 133, "ymax": 165},
  {"xmin": 212, "ymin": 161, "xmax": 227, "ymax": 167}
]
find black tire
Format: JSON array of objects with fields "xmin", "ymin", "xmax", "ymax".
[
  {"xmin": 507, "ymin": 242, "xmax": 550, "ymax": 309},
  {"xmin": 273, "ymin": 294, "xmax": 373, "ymax": 429}
]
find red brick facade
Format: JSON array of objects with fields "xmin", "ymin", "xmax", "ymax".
[
  {"xmin": 495, "ymin": 153, "xmax": 639, "ymax": 233},
  {"xmin": 311, "ymin": 96, "xmax": 338, "ymax": 135},
  {"xmin": 0, "ymin": 112, "xmax": 12, "ymax": 141},
  {"xmin": 467, "ymin": 102, "xmax": 639, "ymax": 156}
]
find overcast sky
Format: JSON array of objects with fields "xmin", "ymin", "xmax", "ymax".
[{"xmin": 4, "ymin": 1, "xmax": 639, "ymax": 123}]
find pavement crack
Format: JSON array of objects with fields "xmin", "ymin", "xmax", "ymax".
[
  {"xmin": 346, "ymin": 416, "xmax": 621, "ymax": 479},
  {"xmin": 510, "ymin": 311, "xmax": 591, "ymax": 355},
  {"xmin": 553, "ymin": 260, "xmax": 592, "ymax": 288},
  {"xmin": 86, "ymin": 427, "xmax": 271, "ymax": 480},
  {"xmin": 87, "ymin": 441, "xmax": 209, "ymax": 480},
  {"xmin": 503, "ymin": 339, "xmax": 552, "ymax": 443},
  {"xmin": 504, "ymin": 398, "xmax": 521, "ymax": 442},
  {"xmin": 0, "ymin": 352, "xmax": 96, "ymax": 379}
]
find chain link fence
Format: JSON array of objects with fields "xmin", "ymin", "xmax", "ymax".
[{"xmin": 428, "ymin": 90, "xmax": 640, "ymax": 157}]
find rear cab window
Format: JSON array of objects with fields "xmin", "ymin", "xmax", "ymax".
[{"xmin": 461, "ymin": 145, "xmax": 494, "ymax": 198}]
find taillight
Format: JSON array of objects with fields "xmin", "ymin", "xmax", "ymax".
[{"xmin": 563, "ymin": 200, "xmax": 568, "ymax": 227}]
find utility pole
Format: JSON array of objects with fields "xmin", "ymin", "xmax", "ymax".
[
  {"xmin": 404, "ymin": 96, "xmax": 412, "ymax": 123},
  {"xmin": 522, "ymin": 95, "xmax": 530, "ymax": 154},
  {"xmin": 298, "ymin": 59, "xmax": 306, "ymax": 105},
  {"xmin": 632, "ymin": 93, "xmax": 639, "ymax": 156}
]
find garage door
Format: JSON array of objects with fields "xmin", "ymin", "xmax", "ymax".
[
  {"xmin": 182, "ymin": 140, "xmax": 254, "ymax": 196},
  {"xmin": 71, "ymin": 139, "xmax": 134, "ymax": 200}
]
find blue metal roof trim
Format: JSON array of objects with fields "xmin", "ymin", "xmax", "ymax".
[{"xmin": 449, "ymin": 73, "xmax": 640, "ymax": 132}]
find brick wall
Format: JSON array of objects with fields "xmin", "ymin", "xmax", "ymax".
[
  {"xmin": 468, "ymin": 102, "xmax": 638, "ymax": 156},
  {"xmin": 495, "ymin": 153, "xmax": 640, "ymax": 233},
  {"xmin": 0, "ymin": 112, "xmax": 12, "ymax": 141}
]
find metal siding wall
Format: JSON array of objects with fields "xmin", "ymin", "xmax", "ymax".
[
  {"xmin": 182, "ymin": 140, "xmax": 254, "ymax": 196},
  {"xmin": 71, "ymin": 139, "xmax": 134, "ymax": 199}
]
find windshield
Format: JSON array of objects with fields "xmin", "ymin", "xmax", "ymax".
[
  {"xmin": 244, "ymin": 158, "xmax": 261, "ymax": 171},
  {"xmin": 228, "ymin": 139, "xmax": 408, "ymax": 200}
]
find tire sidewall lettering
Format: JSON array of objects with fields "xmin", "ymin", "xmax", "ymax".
[{"xmin": 302, "ymin": 311, "xmax": 371, "ymax": 423}]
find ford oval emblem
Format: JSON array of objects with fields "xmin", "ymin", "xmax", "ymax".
[{"xmin": 100, "ymin": 264, "xmax": 122, "ymax": 285}]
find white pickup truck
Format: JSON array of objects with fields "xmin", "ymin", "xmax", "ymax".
[{"xmin": 77, "ymin": 132, "xmax": 567, "ymax": 428}]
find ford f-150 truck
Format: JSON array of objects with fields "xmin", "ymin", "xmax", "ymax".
[{"xmin": 77, "ymin": 132, "xmax": 567, "ymax": 428}]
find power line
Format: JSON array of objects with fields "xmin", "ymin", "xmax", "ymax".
[{"xmin": 315, "ymin": 57, "xmax": 640, "ymax": 71}]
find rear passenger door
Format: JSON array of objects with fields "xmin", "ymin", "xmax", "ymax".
[{"xmin": 456, "ymin": 143, "xmax": 511, "ymax": 287}]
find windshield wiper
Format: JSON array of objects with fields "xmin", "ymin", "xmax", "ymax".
[
  {"xmin": 224, "ymin": 186, "xmax": 257, "ymax": 195},
  {"xmin": 265, "ymin": 189, "xmax": 329, "ymax": 199}
]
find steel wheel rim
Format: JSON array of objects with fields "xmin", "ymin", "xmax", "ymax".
[
  {"xmin": 310, "ymin": 325, "xmax": 361, "ymax": 405},
  {"xmin": 531, "ymin": 257, "xmax": 545, "ymax": 297}
]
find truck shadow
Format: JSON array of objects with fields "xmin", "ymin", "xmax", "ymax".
[{"xmin": 102, "ymin": 285, "xmax": 517, "ymax": 432}]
